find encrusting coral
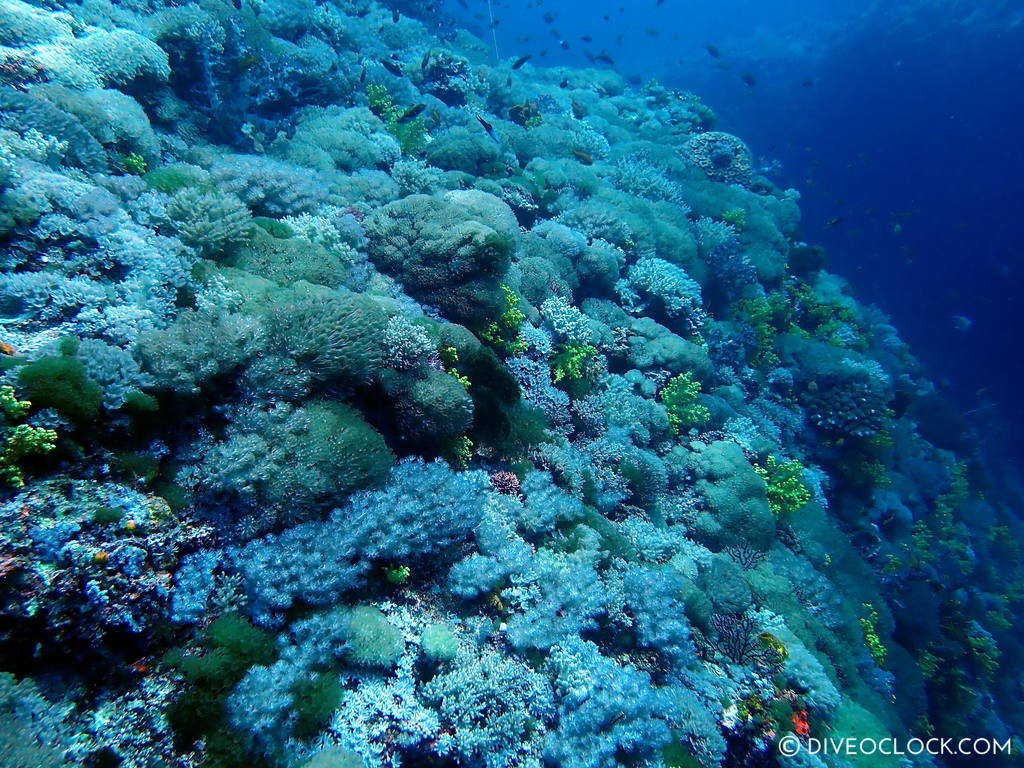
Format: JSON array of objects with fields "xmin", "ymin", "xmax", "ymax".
[{"xmin": 0, "ymin": 1, "xmax": 1019, "ymax": 767}]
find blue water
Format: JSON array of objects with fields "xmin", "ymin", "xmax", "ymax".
[{"xmin": 446, "ymin": 0, "xmax": 1024, "ymax": 461}]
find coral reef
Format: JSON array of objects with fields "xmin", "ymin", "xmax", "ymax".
[{"xmin": 0, "ymin": 3, "xmax": 1019, "ymax": 768}]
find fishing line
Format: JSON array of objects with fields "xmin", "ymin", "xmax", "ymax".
[{"xmin": 486, "ymin": 0, "xmax": 500, "ymax": 63}]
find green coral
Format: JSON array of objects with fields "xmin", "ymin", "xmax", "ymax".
[
  {"xmin": 345, "ymin": 606, "xmax": 404, "ymax": 668},
  {"xmin": 481, "ymin": 285, "xmax": 528, "ymax": 355},
  {"xmin": 367, "ymin": 83, "xmax": 426, "ymax": 154},
  {"xmin": 0, "ymin": 385, "xmax": 30, "ymax": 420},
  {"xmin": 550, "ymin": 341, "xmax": 598, "ymax": 384},
  {"xmin": 753, "ymin": 455, "xmax": 811, "ymax": 517},
  {"xmin": 123, "ymin": 151, "xmax": 147, "ymax": 175},
  {"xmin": 164, "ymin": 614, "xmax": 278, "ymax": 768},
  {"xmin": 859, "ymin": 603, "xmax": 887, "ymax": 666},
  {"xmin": 721, "ymin": 207, "xmax": 746, "ymax": 230},
  {"xmin": 440, "ymin": 345, "xmax": 472, "ymax": 389},
  {"xmin": 660, "ymin": 372, "xmax": 710, "ymax": 434},
  {"xmin": 384, "ymin": 565, "xmax": 410, "ymax": 584},
  {"xmin": 1, "ymin": 422, "xmax": 58, "ymax": 488},
  {"xmin": 291, "ymin": 673, "xmax": 344, "ymax": 739},
  {"xmin": 445, "ymin": 435, "xmax": 474, "ymax": 469},
  {"xmin": 0, "ymin": 384, "xmax": 57, "ymax": 488},
  {"xmin": 17, "ymin": 354, "xmax": 103, "ymax": 424}
]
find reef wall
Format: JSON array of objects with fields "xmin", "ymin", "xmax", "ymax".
[{"xmin": 0, "ymin": 0, "xmax": 1020, "ymax": 766}]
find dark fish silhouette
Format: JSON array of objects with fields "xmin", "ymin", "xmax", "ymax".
[
  {"xmin": 476, "ymin": 115, "xmax": 499, "ymax": 142},
  {"xmin": 512, "ymin": 54, "xmax": 531, "ymax": 69},
  {"xmin": 381, "ymin": 58, "xmax": 403, "ymax": 76},
  {"xmin": 421, "ymin": 49, "xmax": 432, "ymax": 70},
  {"xmin": 572, "ymin": 150, "xmax": 593, "ymax": 165},
  {"xmin": 825, "ymin": 217, "xmax": 844, "ymax": 228},
  {"xmin": 543, "ymin": 12, "xmax": 555, "ymax": 23},
  {"xmin": 595, "ymin": 52, "xmax": 615, "ymax": 65},
  {"xmin": 705, "ymin": 43, "xmax": 720, "ymax": 58},
  {"xmin": 740, "ymin": 71, "xmax": 757, "ymax": 87},
  {"xmin": 392, "ymin": 8, "xmax": 400, "ymax": 22},
  {"xmin": 397, "ymin": 104, "xmax": 426, "ymax": 123},
  {"xmin": 581, "ymin": 35, "xmax": 593, "ymax": 43}
]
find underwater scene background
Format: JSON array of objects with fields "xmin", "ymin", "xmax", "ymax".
[{"xmin": 0, "ymin": 0, "xmax": 1022, "ymax": 767}]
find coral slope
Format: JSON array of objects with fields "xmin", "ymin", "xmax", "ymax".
[{"xmin": 0, "ymin": 0, "xmax": 1020, "ymax": 767}]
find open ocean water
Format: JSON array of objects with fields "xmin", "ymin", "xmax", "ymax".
[{"xmin": 0, "ymin": 0, "xmax": 1021, "ymax": 766}]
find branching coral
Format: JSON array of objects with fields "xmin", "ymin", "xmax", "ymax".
[
  {"xmin": 660, "ymin": 372, "xmax": 710, "ymax": 434},
  {"xmin": 754, "ymin": 455, "xmax": 812, "ymax": 517}
]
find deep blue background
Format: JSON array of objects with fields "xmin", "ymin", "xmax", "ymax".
[{"xmin": 442, "ymin": 0, "xmax": 1024, "ymax": 461}]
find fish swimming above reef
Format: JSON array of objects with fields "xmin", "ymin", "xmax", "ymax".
[
  {"xmin": 476, "ymin": 114, "xmax": 499, "ymax": 142},
  {"xmin": 381, "ymin": 58, "xmax": 403, "ymax": 76},
  {"xmin": 396, "ymin": 104, "xmax": 426, "ymax": 123},
  {"xmin": 511, "ymin": 53, "xmax": 531, "ymax": 69}
]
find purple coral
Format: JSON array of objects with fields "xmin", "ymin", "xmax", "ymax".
[
  {"xmin": 684, "ymin": 131, "xmax": 754, "ymax": 187},
  {"xmin": 490, "ymin": 470, "xmax": 522, "ymax": 497}
]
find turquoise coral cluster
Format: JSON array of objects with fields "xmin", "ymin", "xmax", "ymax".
[{"xmin": 0, "ymin": 1, "xmax": 1019, "ymax": 767}]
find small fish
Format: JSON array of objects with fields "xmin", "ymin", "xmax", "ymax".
[
  {"xmin": 543, "ymin": 11, "xmax": 555, "ymax": 23},
  {"xmin": 740, "ymin": 71, "xmax": 757, "ymax": 87},
  {"xmin": 571, "ymin": 100, "xmax": 585, "ymax": 119},
  {"xmin": 540, "ymin": 49, "xmax": 549, "ymax": 57},
  {"xmin": 656, "ymin": 0, "xmax": 667, "ymax": 5},
  {"xmin": 457, "ymin": 0, "xmax": 468, "ymax": 6},
  {"xmin": 581, "ymin": 35, "xmax": 593, "ymax": 43},
  {"xmin": 0, "ymin": 342, "xmax": 16, "ymax": 356},
  {"xmin": 705, "ymin": 43, "xmax": 720, "ymax": 58},
  {"xmin": 381, "ymin": 58, "xmax": 403, "ymax": 77},
  {"xmin": 476, "ymin": 114, "xmax": 499, "ymax": 142},
  {"xmin": 824, "ymin": 216, "xmax": 843, "ymax": 228},
  {"xmin": 235, "ymin": 55, "xmax": 262, "ymax": 73},
  {"xmin": 560, "ymin": 39, "xmax": 570, "ymax": 50},
  {"xmin": 359, "ymin": 66, "xmax": 367, "ymax": 83},
  {"xmin": 397, "ymin": 103, "xmax": 426, "ymax": 123},
  {"xmin": 572, "ymin": 150, "xmax": 593, "ymax": 165},
  {"xmin": 392, "ymin": 8, "xmax": 400, "ymax": 22},
  {"xmin": 595, "ymin": 52, "xmax": 615, "ymax": 65},
  {"xmin": 512, "ymin": 53, "xmax": 532, "ymax": 69},
  {"xmin": 645, "ymin": 27, "xmax": 659, "ymax": 36},
  {"xmin": 421, "ymin": 49, "xmax": 433, "ymax": 70},
  {"xmin": 893, "ymin": 223, "xmax": 903, "ymax": 234}
]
